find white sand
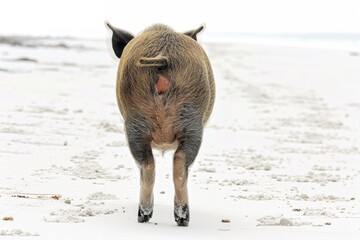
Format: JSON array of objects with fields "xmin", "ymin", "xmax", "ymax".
[{"xmin": 0, "ymin": 37, "xmax": 359, "ymax": 239}]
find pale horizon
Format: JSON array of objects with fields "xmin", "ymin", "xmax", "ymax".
[{"xmin": 1, "ymin": 0, "xmax": 360, "ymax": 38}]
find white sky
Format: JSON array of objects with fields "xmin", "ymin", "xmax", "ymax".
[{"xmin": 1, "ymin": 0, "xmax": 360, "ymax": 38}]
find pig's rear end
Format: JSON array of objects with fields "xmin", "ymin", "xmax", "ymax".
[{"xmin": 107, "ymin": 23, "xmax": 215, "ymax": 226}]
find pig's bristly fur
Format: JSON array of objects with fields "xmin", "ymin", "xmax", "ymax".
[{"xmin": 109, "ymin": 23, "xmax": 215, "ymax": 226}]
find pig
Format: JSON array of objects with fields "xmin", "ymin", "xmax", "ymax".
[{"xmin": 106, "ymin": 22, "xmax": 215, "ymax": 226}]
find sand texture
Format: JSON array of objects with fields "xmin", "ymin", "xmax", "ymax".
[{"xmin": 0, "ymin": 37, "xmax": 359, "ymax": 239}]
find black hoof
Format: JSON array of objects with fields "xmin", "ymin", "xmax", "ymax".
[
  {"xmin": 176, "ymin": 218, "xmax": 189, "ymax": 227},
  {"xmin": 138, "ymin": 206, "xmax": 153, "ymax": 223},
  {"xmin": 174, "ymin": 204, "xmax": 189, "ymax": 227}
]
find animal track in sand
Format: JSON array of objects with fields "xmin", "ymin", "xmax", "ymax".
[
  {"xmin": 302, "ymin": 208, "xmax": 337, "ymax": 218},
  {"xmin": 223, "ymin": 151, "xmax": 278, "ymax": 171},
  {"xmin": 288, "ymin": 194, "xmax": 348, "ymax": 202},
  {"xmin": 87, "ymin": 192, "xmax": 118, "ymax": 200},
  {"xmin": 231, "ymin": 193, "xmax": 273, "ymax": 201},
  {"xmin": 271, "ymin": 171, "xmax": 341, "ymax": 184},
  {"xmin": 33, "ymin": 150, "xmax": 125, "ymax": 181},
  {"xmin": 98, "ymin": 121, "xmax": 124, "ymax": 133},
  {"xmin": 44, "ymin": 192, "xmax": 119, "ymax": 223},
  {"xmin": 0, "ymin": 229, "xmax": 39, "ymax": 236},
  {"xmin": 256, "ymin": 215, "xmax": 312, "ymax": 227}
]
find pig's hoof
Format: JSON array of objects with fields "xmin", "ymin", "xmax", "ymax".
[
  {"xmin": 176, "ymin": 218, "xmax": 189, "ymax": 227},
  {"xmin": 138, "ymin": 206, "xmax": 153, "ymax": 223},
  {"xmin": 174, "ymin": 204, "xmax": 189, "ymax": 227}
]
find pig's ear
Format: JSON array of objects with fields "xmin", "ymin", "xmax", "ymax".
[
  {"xmin": 106, "ymin": 21, "xmax": 134, "ymax": 58},
  {"xmin": 183, "ymin": 25, "xmax": 205, "ymax": 41}
]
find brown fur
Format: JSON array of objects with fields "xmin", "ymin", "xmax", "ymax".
[
  {"xmin": 116, "ymin": 25, "xmax": 214, "ymax": 144},
  {"xmin": 107, "ymin": 23, "xmax": 215, "ymax": 226}
]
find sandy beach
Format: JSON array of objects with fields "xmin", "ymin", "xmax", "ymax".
[{"xmin": 0, "ymin": 36, "xmax": 359, "ymax": 239}]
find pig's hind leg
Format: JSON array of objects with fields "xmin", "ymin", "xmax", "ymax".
[
  {"xmin": 126, "ymin": 116, "xmax": 155, "ymax": 223},
  {"xmin": 173, "ymin": 109, "xmax": 203, "ymax": 226}
]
